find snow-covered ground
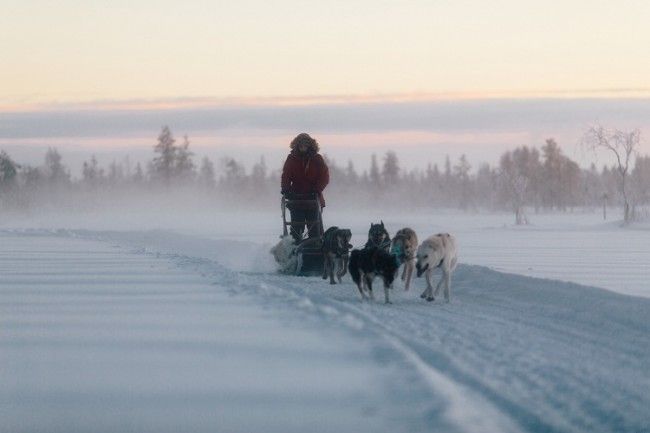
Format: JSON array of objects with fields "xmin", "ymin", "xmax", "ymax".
[
  {"xmin": 1, "ymin": 208, "xmax": 649, "ymax": 432},
  {"xmin": 0, "ymin": 233, "xmax": 430, "ymax": 433},
  {"xmin": 3, "ymin": 207, "xmax": 648, "ymax": 297}
]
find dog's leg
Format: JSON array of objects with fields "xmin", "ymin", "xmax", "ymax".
[
  {"xmin": 443, "ymin": 267, "xmax": 451, "ymax": 303},
  {"xmin": 383, "ymin": 280, "xmax": 391, "ymax": 304},
  {"xmin": 356, "ymin": 281, "xmax": 366, "ymax": 300},
  {"xmin": 328, "ymin": 255, "xmax": 337, "ymax": 285},
  {"xmin": 427, "ymin": 269, "xmax": 440, "ymax": 302},
  {"xmin": 337, "ymin": 255, "xmax": 348, "ymax": 283},
  {"xmin": 432, "ymin": 272, "xmax": 444, "ymax": 301},
  {"xmin": 322, "ymin": 254, "xmax": 329, "ymax": 280},
  {"xmin": 401, "ymin": 263, "xmax": 407, "ymax": 281},
  {"xmin": 421, "ymin": 268, "xmax": 433, "ymax": 300},
  {"xmin": 353, "ymin": 271, "xmax": 366, "ymax": 300},
  {"xmin": 335, "ymin": 258, "xmax": 342, "ymax": 283},
  {"xmin": 404, "ymin": 260, "xmax": 413, "ymax": 291},
  {"xmin": 364, "ymin": 275, "xmax": 375, "ymax": 300}
]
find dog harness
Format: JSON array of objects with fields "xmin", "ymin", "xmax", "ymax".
[
  {"xmin": 365, "ymin": 238, "xmax": 391, "ymax": 251},
  {"xmin": 390, "ymin": 243, "xmax": 406, "ymax": 267}
]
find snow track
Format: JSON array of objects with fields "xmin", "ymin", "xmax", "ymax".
[{"xmin": 2, "ymin": 229, "xmax": 649, "ymax": 433}]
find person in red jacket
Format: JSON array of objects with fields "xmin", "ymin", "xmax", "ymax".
[{"xmin": 281, "ymin": 133, "xmax": 330, "ymax": 242}]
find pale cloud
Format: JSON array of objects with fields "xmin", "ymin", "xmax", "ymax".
[
  {"xmin": 2, "ymin": 98, "xmax": 649, "ymax": 139},
  {"xmin": 2, "ymin": 97, "xmax": 650, "ymax": 174}
]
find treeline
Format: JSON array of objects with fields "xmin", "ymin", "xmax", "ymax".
[
  {"xmin": 1, "ymin": 126, "xmax": 648, "ymax": 223},
  {"xmin": 322, "ymin": 138, "xmax": 649, "ymax": 223}
]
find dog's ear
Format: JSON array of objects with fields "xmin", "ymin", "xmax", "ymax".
[{"xmin": 380, "ymin": 220, "xmax": 384, "ymax": 227}]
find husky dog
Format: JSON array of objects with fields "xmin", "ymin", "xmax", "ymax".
[
  {"xmin": 365, "ymin": 221, "xmax": 391, "ymax": 252},
  {"xmin": 321, "ymin": 226, "xmax": 353, "ymax": 284},
  {"xmin": 416, "ymin": 233, "xmax": 458, "ymax": 303},
  {"xmin": 390, "ymin": 228, "xmax": 418, "ymax": 291},
  {"xmin": 270, "ymin": 235, "xmax": 299, "ymax": 274},
  {"xmin": 349, "ymin": 247, "xmax": 399, "ymax": 304}
]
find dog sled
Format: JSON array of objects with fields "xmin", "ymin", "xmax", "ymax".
[{"xmin": 281, "ymin": 193, "xmax": 325, "ymax": 276}]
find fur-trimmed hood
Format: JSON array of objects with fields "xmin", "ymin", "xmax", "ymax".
[{"xmin": 290, "ymin": 133, "xmax": 320, "ymax": 154}]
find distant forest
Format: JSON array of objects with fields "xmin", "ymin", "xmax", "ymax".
[{"xmin": 1, "ymin": 125, "xmax": 649, "ymax": 224}]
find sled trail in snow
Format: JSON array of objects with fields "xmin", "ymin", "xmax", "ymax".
[
  {"xmin": 2, "ymin": 230, "xmax": 649, "ymax": 433},
  {"xmin": 108, "ymin": 229, "xmax": 649, "ymax": 433}
]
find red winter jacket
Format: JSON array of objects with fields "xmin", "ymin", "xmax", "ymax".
[{"xmin": 281, "ymin": 150, "xmax": 329, "ymax": 207}]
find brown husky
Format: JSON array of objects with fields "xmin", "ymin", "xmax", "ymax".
[{"xmin": 390, "ymin": 228, "xmax": 418, "ymax": 291}]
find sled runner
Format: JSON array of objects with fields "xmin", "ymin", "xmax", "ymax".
[{"xmin": 281, "ymin": 193, "xmax": 325, "ymax": 276}]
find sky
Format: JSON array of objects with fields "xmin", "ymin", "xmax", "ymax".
[{"xmin": 1, "ymin": 0, "xmax": 650, "ymax": 172}]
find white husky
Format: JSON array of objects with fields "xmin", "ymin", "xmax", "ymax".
[{"xmin": 415, "ymin": 233, "xmax": 458, "ymax": 302}]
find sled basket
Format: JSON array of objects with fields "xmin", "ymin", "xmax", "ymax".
[{"xmin": 281, "ymin": 193, "xmax": 325, "ymax": 276}]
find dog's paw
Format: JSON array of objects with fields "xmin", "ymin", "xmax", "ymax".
[
  {"xmin": 420, "ymin": 293, "xmax": 427, "ymax": 299},
  {"xmin": 322, "ymin": 275, "xmax": 327, "ymax": 280},
  {"xmin": 426, "ymin": 297, "xmax": 435, "ymax": 302},
  {"xmin": 329, "ymin": 280, "xmax": 336, "ymax": 285}
]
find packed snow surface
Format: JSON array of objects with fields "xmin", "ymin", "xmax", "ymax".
[{"xmin": 2, "ymin": 224, "xmax": 649, "ymax": 433}]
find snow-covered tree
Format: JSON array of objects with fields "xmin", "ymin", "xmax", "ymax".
[
  {"xmin": 174, "ymin": 135, "xmax": 196, "ymax": 182},
  {"xmin": 0, "ymin": 150, "xmax": 18, "ymax": 188},
  {"xmin": 44, "ymin": 148, "xmax": 69, "ymax": 185},
  {"xmin": 251, "ymin": 156, "xmax": 267, "ymax": 189},
  {"xmin": 150, "ymin": 126, "xmax": 177, "ymax": 186},
  {"xmin": 132, "ymin": 162, "xmax": 145, "ymax": 184},
  {"xmin": 382, "ymin": 151, "xmax": 400, "ymax": 186},
  {"xmin": 541, "ymin": 139, "xmax": 580, "ymax": 210},
  {"xmin": 198, "ymin": 157, "xmax": 217, "ymax": 191},
  {"xmin": 345, "ymin": 160, "xmax": 358, "ymax": 185},
  {"xmin": 631, "ymin": 155, "xmax": 650, "ymax": 210},
  {"xmin": 369, "ymin": 154, "xmax": 381, "ymax": 188},
  {"xmin": 454, "ymin": 154, "xmax": 472, "ymax": 210},
  {"xmin": 82, "ymin": 155, "xmax": 104, "ymax": 188}
]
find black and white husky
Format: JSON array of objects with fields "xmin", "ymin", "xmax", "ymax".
[
  {"xmin": 365, "ymin": 221, "xmax": 391, "ymax": 252},
  {"xmin": 349, "ymin": 247, "xmax": 399, "ymax": 304},
  {"xmin": 416, "ymin": 233, "xmax": 458, "ymax": 303},
  {"xmin": 321, "ymin": 226, "xmax": 353, "ymax": 284}
]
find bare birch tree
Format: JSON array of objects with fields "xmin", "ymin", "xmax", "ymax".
[{"xmin": 582, "ymin": 126, "xmax": 639, "ymax": 224}]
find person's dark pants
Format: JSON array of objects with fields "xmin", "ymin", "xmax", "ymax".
[{"xmin": 289, "ymin": 207, "xmax": 320, "ymax": 242}]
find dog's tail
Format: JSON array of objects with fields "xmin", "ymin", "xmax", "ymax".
[{"xmin": 349, "ymin": 250, "xmax": 361, "ymax": 285}]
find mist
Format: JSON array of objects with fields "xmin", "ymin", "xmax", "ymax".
[{"xmin": 1, "ymin": 125, "xmax": 649, "ymax": 235}]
